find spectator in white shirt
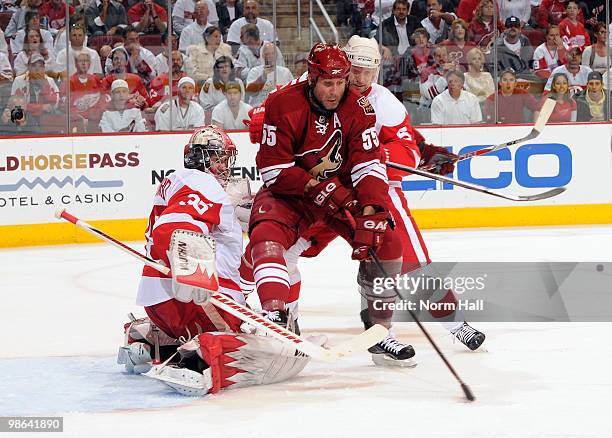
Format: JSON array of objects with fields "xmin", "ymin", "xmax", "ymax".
[
  {"xmin": 100, "ymin": 79, "xmax": 147, "ymax": 132},
  {"xmin": 118, "ymin": 27, "xmax": 158, "ymax": 86},
  {"xmin": 245, "ymin": 42, "xmax": 293, "ymax": 106},
  {"xmin": 421, "ymin": 0, "xmax": 457, "ymax": 44},
  {"xmin": 200, "ymin": 56, "xmax": 245, "ymax": 111},
  {"xmin": 498, "ymin": 0, "xmax": 531, "ymax": 27},
  {"xmin": 172, "ymin": 0, "xmax": 219, "ymax": 35},
  {"xmin": 211, "ymin": 80, "xmax": 252, "ymax": 129},
  {"xmin": 235, "ymin": 24, "xmax": 284, "ymax": 82},
  {"xmin": 226, "ymin": 0, "xmax": 275, "ymax": 53},
  {"xmin": 545, "ymin": 46, "xmax": 592, "ymax": 93},
  {"xmin": 11, "ymin": 10, "xmax": 54, "ymax": 54},
  {"xmin": 179, "ymin": 1, "xmax": 212, "ymax": 52},
  {"xmin": 155, "ymin": 76, "xmax": 205, "ymax": 131},
  {"xmin": 431, "ymin": 70, "xmax": 482, "ymax": 125},
  {"xmin": 55, "ymin": 24, "xmax": 103, "ymax": 79},
  {"xmin": 13, "ymin": 27, "xmax": 57, "ymax": 77}
]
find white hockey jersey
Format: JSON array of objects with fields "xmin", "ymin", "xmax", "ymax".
[{"xmin": 137, "ymin": 169, "xmax": 244, "ymax": 307}]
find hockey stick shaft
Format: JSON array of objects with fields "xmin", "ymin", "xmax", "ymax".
[
  {"xmin": 55, "ymin": 209, "xmax": 387, "ymax": 362},
  {"xmin": 420, "ymin": 98, "xmax": 557, "ymax": 170},
  {"xmin": 367, "ymin": 248, "xmax": 475, "ymax": 402},
  {"xmin": 387, "ymin": 161, "xmax": 565, "ymax": 201}
]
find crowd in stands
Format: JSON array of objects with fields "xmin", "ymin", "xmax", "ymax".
[
  {"xmin": 0, "ymin": 0, "xmax": 295, "ymax": 134},
  {"xmin": 0, "ymin": 0, "xmax": 611, "ymax": 135}
]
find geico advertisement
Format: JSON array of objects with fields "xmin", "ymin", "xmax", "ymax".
[{"xmin": 403, "ymin": 123, "xmax": 611, "ymax": 208}]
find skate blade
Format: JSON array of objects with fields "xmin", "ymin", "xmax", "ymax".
[
  {"xmin": 371, "ymin": 353, "xmax": 418, "ymax": 368},
  {"xmin": 144, "ymin": 365, "xmax": 212, "ymax": 397}
]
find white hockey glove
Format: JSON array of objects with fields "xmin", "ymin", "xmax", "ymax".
[{"xmin": 168, "ymin": 229, "xmax": 218, "ymax": 305}]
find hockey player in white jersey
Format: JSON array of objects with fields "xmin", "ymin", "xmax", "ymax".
[
  {"xmin": 239, "ymin": 37, "xmax": 486, "ymax": 367},
  {"xmin": 118, "ymin": 125, "xmax": 311, "ymax": 396}
]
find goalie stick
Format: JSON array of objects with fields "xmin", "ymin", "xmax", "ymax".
[
  {"xmin": 387, "ymin": 161, "xmax": 566, "ymax": 201},
  {"xmin": 421, "ymin": 98, "xmax": 557, "ymax": 171},
  {"xmin": 55, "ymin": 208, "xmax": 388, "ymax": 362}
]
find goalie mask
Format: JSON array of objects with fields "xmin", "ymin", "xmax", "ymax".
[{"xmin": 184, "ymin": 125, "xmax": 237, "ymax": 186}]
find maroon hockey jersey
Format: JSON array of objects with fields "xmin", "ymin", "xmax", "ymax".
[{"xmin": 256, "ymin": 81, "xmax": 388, "ymax": 210}]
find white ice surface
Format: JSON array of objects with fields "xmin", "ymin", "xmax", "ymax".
[{"xmin": 1, "ymin": 225, "xmax": 611, "ymax": 437}]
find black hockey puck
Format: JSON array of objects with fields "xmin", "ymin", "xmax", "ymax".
[{"xmin": 596, "ymin": 264, "xmax": 604, "ymax": 272}]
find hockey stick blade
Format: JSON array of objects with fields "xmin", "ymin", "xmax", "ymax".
[
  {"xmin": 56, "ymin": 209, "xmax": 388, "ymax": 362},
  {"xmin": 327, "ymin": 324, "xmax": 388, "ymax": 358},
  {"xmin": 387, "ymin": 162, "xmax": 565, "ymax": 202},
  {"xmin": 421, "ymin": 98, "xmax": 557, "ymax": 170}
]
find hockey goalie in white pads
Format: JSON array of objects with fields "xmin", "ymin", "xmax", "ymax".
[{"xmin": 145, "ymin": 332, "xmax": 311, "ymax": 396}]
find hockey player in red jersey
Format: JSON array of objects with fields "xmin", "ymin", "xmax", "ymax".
[
  {"xmin": 244, "ymin": 43, "xmax": 404, "ymax": 338},
  {"xmin": 117, "ymin": 126, "xmax": 312, "ymax": 396},
  {"xmin": 240, "ymin": 37, "xmax": 485, "ymax": 366}
]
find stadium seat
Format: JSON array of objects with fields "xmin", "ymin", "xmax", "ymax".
[{"xmin": 0, "ymin": 12, "xmax": 12, "ymax": 32}]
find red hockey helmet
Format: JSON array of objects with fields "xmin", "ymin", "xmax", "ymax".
[
  {"xmin": 184, "ymin": 125, "xmax": 237, "ymax": 185},
  {"xmin": 307, "ymin": 43, "xmax": 351, "ymax": 83}
]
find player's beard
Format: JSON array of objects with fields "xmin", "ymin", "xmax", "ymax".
[{"xmin": 307, "ymin": 84, "xmax": 347, "ymax": 117}]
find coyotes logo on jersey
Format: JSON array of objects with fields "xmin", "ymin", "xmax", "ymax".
[{"xmin": 296, "ymin": 128, "xmax": 343, "ymax": 181}]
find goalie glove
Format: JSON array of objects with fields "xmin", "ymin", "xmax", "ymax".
[{"xmin": 168, "ymin": 229, "xmax": 218, "ymax": 305}]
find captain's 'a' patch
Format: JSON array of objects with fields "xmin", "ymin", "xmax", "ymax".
[{"xmin": 357, "ymin": 96, "xmax": 375, "ymax": 115}]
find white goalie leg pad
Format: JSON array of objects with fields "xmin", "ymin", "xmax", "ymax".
[
  {"xmin": 146, "ymin": 364, "xmax": 214, "ymax": 397},
  {"xmin": 168, "ymin": 229, "xmax": 218, "ymax": 304}
]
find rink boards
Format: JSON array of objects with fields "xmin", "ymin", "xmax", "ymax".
[{"xmin": 0, "ymin": 123, "xmax": 611, "ymax": 247}]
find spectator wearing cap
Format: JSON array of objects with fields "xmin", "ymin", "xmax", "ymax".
[
  {"xmin": 179, "ymin": 1, "xmax": 212, "ymax": 52},
  {"xmin": 486, "ymin": 16, "xmax": 534, "ymax": 75},
  {"xmin": 154, "ymin": 76, "xmax": 205, "ymax": 131},
  {"xmin": 468, "ymin": 0, "xmax": 503, "ymax": 50},
  {"xmin": 484, "ymin": 68, "xmax": 540, "ymax": 123},
  {"xmin": 420, "ymin": 0, "xmax": 457, "ymax": 44},
  {"xmin": 211, "ymin": 80, "xmax": 252, "ymax": 129},
  {"xmin": 498, "ymin": 0, "xmax": 531, "ymax": 27},
  {"xmin": 84, "ymin": 0, "xmax": 128, "ymax": 37},
  {"xmin": 55, "ymin": 24, "xmax": 103, "ymax": 79},
  {"xmin": 199, "ymin": 56, "xmax": 245, "ymax": 111},
  {"xmin": 245, "ymin": 42, "xmax": 293, "ymax": 107},
  {"xmin": 39, "ymin": 0, "xmax": 74, "ymax": 36},
  {"xmin": 545, "ymin": 46, "xmax": 592, "ymax": 92},
  {"xmin": 234, "ymin": 24, "xmax": 284, "ymax": 82},
  {"xmin": 186, "ymin": 26, "xmax": 232, "ymax": 85},
  {"xmin": 430, "ymin": 69, "xmax": 482, "ymax": 125},
  {"xmin": 376, "ymin": 0, "xmax": 420, "ymax": 57},
  {"xmin": 100, "ymin": 79, "xmax": 147, "ymax": 132},
  {"xmin": 544, "ymin": 72, "xmax": 577, "ymax": 122},
  {"xmin": 149, "ymin": 50, "xmax": 189, "ymax": 110},
  {"xmin": 558, "ymin": 2, "xmax": 590, "ymax": 50},
  {"xmin": 538, "ymin": 0, "xmax": 585, "ymax": 29},
  {"xmin": 575, "ymin": 71, "xmax": 608, "ymax": 121},
  {"xmin": 581, "ymin": 22, "xmax": 611, "ymax": 74},
  {"xmin": 127, "ymin": 0, "xmax": 167, "ymax": 35},
  {"xmin": 10, "ymin": 53, "xmax": 59, "ymax": 126},
  {"xmin": 102, "ymin": 46, "xmax": 150, "ymax": 109},
  {"xmin": 59, "ymin": 51, "xmax": 108, "ymax": 132},
  {"xmin": 11, "ymin": 10, "xmax": 54, "ymax": 55},
  {"xmin": 226, "ymin": 0, "xmax": 275, "ymax": 52},
  {"xmin": 13, "ymin": 27, "xmax": 57, "ymax": 77},
  {"xmin": 172, "ymin": 0, "xmax": 219, "ymax": 36},
  {"xmin": 464, "ymin": 47, "xmax": 494, "ymax": 102},
  {"xmin": 533, "ymin": 24, "xmax": 567, "ymax": 79},
  {"xmin": 5, "ymin": 0, "xmax": 43, "ymax": 39},
  {"xmin": 294, "ymin": 53, "xmax": 308, "ymax": 78},
  {"xmin": 217, "ymin": 0, "xmax": 243, "ymax": 37}
]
